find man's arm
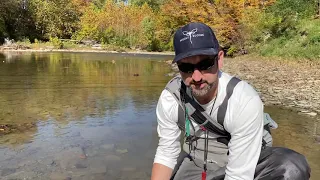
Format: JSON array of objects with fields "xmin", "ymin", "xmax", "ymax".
[
  {"xmin": 151, "ymin": 90, "xmax": 181, "ymax": 180},
  {"xmin": 224, "ymin": 95, "xmax": 264, "ymax": 180},
  {"xmin": 151, "ymin": 163, "xmax": 173, "ymax": 180}
]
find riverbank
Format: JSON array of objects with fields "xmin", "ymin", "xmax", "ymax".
[
  {"xmin": 0, "ymin": 47, "xmax": 175, "ymax": 56},
  {"xmin": 166, "ymin": 55, "xmax": 320, "ymax": 118}
]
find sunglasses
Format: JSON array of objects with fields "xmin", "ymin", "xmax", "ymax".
[{"xmin": 177, "ymin": 56, "xmax": 217, "ymax": 73}]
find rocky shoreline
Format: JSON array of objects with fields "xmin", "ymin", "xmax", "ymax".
[
  {"xmin": 166, "ymin": 55, "xmax": 320, "ymax": 118},
  {"xmin": 0, "ymin": 47, "xmax": 175, "ymax": 56}
]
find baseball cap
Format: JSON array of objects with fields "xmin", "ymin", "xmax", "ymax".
[{"xmin": 173, "ymin": 22, "xmax": 220, "ymax": 62}]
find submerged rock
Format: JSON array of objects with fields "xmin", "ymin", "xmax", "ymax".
[
  {"xmin": 0, "ymin": 123, "xmax": 37, "ymax": 135},
  {"xmin": 101, "ymin": 144, "xmax": 115, "ymax": 151},
  {"xmin": 116, "ymin": 148, "xmax": 128, "ymax": 154},
  {"xmin": 105, "ymin": 154, "xmax": 121, "ymax": 162},
  {"xmin": 1, "ymin": 168, "xmax": 16, "ymax": 176},
  {"xmin": 49, "ymin": 172, "xmax": 71, "ymax": 180},
  {"xmin": 75, "ymin": 162, "xmax": 87, "ymax": 169},
  {"xmin": 315, "ymin": 135, "xmax": 320, "ymax": 143}
]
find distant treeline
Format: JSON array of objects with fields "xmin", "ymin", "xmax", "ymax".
[{"xmin": 0, "ymin": 0, "xmax": 319, "ymax": 58}]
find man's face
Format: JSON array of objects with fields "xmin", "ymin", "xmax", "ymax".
[{"xmin": 177, "ymin": 51, "xmax": 223, "ymax": 99}]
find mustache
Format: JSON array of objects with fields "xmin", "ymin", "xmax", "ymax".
[{"xmin": 190, "ymin": 80, "xmax": 208, "ymax": 85}]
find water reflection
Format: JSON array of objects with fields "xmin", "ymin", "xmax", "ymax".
[{"xmin": 0, "ymin": 52, "xmax": 172, "ymax": 145}]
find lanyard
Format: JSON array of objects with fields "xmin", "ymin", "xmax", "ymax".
[{"xmin": 202, "ymin": 128, "xmax": 209, "ymax": 180}]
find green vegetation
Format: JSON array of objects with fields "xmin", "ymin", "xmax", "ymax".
[
  {"xmin": 242, "ymin": 0, "xmax": 320, "ymax": 59},
  {"xmin": 0, "ymin": 0, "xmax": 319, "ymax": 59}
]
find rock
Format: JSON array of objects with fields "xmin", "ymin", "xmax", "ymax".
[
  {"xmin": 18, "ymin": 159, "xmax": 37, "ymax": 167},
  {"xmin": 101, "ymin": 144, "xmax": 115, "ymax": 151},
  {"xmin": 105, "ymin": 154, "xmax": 121, "ymax": 162},
  {"xmin": 38, "ymin": 158, "xmax": 55, "ymax": 166},
  {"xmin": 299, "ymin": 110, "xmax": 310, "ymax": 113},
  {"xmin": 83, "ymin": 147, "xmax": 99, "ymax": 157},
  {"xmin": 305, "ymin": 112, "xmax": 317, "ymax": 116},
  {"xmin": 1, "ymin": 168, "xmax": 16, "ymax": 176},
  {"xmin": 0, "ymin": 122, "xmax": 37, "ymax": 135},
  {"xmin": 315, "ymin": 136, "xmax": 320, "ymax": 143},
  {"xmin": 3, "ymin": 171, "xmax": 38, "ymax": 179},
  {"xmin": 166, "ymin": 72, "xmax": 176, "ymax": 77},
  {"xmin": 122, "ymin": 167, "xmax": 136, "ymax": 172},
  {"xmin": 116, "ymin": 148, "xmax": 128, "ymax": 154},
  {"xmin": 246, "ymin": 75, "xmax": 255, "ymax": 79},
  {"xmin": 89, "ymin": 163, "xmax": 107, "ymax": 174},
  {"xmin": 54, "ymin": 147, "xmax": 86, "ymax": 169},
  {"xmin": 131, "ymin": 171, "xmax": 149, "ymax": 179},
  {"xmin": 49, "ymin": 172, "xmax": 71, "ymax": 180},
  {"xmin": 75, "ymin": 162, "xmax": 87, "ymax": 169}
]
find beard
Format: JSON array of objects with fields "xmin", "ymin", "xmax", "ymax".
[{"xmin": 190, "ymin": 81, "xmax": 215, "ymax": 98}]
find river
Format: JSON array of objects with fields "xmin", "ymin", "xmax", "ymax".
[{"xmin": 0, "ymin": 52, "xmax": 319, "ymax": 179}]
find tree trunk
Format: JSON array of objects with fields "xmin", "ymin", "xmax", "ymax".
[{"xmin": 318, "ymin": 0, "xmax": 320, "ymax": 18}]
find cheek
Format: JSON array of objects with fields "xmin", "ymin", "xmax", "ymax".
[
  {"xmin": 181, "ymin": 74, "xmax": 192, "ymax": 86},
  {"xmin": 203, "ymin": 73, "xmax": 218, "ymax": 83}
]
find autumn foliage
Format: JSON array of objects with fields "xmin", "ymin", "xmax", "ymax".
[{"xmin": 0, "ymin": 0, "xmax": 319, "ymax": 58}]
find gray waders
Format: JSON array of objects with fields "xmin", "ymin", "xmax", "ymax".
[
  {"xmin": 165, "ymin": 75, "xmax": 311, "ymax": 180},
  {"xmin": 171, "ymin": 146, "xmax": 310, "ymax": 180}
]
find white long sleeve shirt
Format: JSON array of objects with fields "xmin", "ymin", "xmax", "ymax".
[{"xmin": 154, "ymin": 71, "xmax": 264, "ymax": 180}]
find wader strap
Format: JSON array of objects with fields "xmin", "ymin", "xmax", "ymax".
[
  {"xmin": 180, "ymin": 83, "xmax": 228, "ymax": 136},
  {"xmin": 165, "ymin": 75, "xmax": 242, "ymax": 144},
  {"xmin": 217, "ymin": 77, "xmax": 241, "ymax": 126},
  {"xmin": 178, "ymin": 106, "xmax": 185, "ymax": 131}
]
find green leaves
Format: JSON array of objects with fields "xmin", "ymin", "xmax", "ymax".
[{"xmin": 30, "ymin": 0, "xmax": 81, "ymax": 39}]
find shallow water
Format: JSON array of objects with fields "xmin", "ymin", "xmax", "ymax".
[{"xmin": 0, "ymin": 52, "xmax": 319, "ymax": 180}]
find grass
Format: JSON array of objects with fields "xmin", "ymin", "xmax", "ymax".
[{"xmin": 257, "ymin": 19, "xmax": 320, "ymax": 60}]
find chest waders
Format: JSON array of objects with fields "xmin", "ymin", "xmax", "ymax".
[{"xmin": 165, "ymin": 75, "xmax": 277, "ymax": 180}]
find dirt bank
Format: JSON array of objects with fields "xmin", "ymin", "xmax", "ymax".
[{"xmin": 166, "ymin": 55, "xmax": 320, "ymax": 117}]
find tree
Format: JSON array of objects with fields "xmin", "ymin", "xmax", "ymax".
[
  {"xmin": 130, "ymin": 0, "xmax": 165, "ymax": 11},
  {"xmin": 0, "ymin": 0, "xmax": 39, "ymax": 43},
  {"xmin": 0, "ymin": 0, "xmax": 19, "ymax": 42},
  {"xmin": 318, "ymin": 0, "xmax": 320, "ymax": 18},
  {"xmin": 30, "ymin": 0, "xmax": 81, "ymax": 39}
]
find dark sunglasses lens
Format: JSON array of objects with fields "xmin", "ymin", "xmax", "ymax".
[
  {"xmin": 197, "ymin": 57, "xmax": 215, "ymax": 71},
  {"xmin": 177, "ymin": 56, "xmax": 216, "ymax": 73},
  {"xmin": 178, "ymin": 63, "xmax": 194, "ymax": 73}
]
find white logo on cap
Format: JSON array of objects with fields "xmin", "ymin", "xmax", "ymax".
[{"xmin": 180, "ymin": 28, "xmax": 204, "ymax": 44}]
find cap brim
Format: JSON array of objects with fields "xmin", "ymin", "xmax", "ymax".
[{"xmin": 173, "ymin": 48, "xmax": 218, "ymax": 63}]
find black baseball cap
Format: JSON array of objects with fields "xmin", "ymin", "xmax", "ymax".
[{"xmin": 173, "ymin": 22, "xmax": 220, "ymax": 62}]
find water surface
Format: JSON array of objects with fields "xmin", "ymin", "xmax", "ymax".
[{"xmin": 0, "ymin": 52, "xmax": 319, "ymax": 179}]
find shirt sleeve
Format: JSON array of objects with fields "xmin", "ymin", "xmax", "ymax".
[
  {"xmin": 224, "ymin": 95, "xmax": 264, "ymax": 180},
  {"xmin": 153, "ymin": 89, "xmax": 182, "ymax": 169}
]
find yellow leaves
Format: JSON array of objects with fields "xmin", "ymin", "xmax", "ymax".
[
  {"xmin": 75, "ymin": 0, "xmax": 277, "ymax": 50},
  {"xmin": 76, "ymin": 0, "xmax": 155, "ymax": 48}
]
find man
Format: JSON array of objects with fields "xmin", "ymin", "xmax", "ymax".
[{"xmin": 151, "ymin": 22, "xmax": 310, "ymax": 180}]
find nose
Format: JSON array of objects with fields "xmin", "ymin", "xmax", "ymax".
[{"xmin": 192, "ymin": 69, "xmax": 203, "ymax": 82}]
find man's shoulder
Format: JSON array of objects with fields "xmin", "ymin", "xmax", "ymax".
[
  {"xmin": 220, "ymin": 72, "xmax": 260, "ymax": 102},
  {"xmin": 158, "ymin": 88, "xmax": 179, "ymax": 108},
  {"xmin": 164, "ymin": 74, "xmax": 182, "ymax": 91},
  {"xmin": 156, "ymin": 88, "xmax": 180, "ymax": 121}
]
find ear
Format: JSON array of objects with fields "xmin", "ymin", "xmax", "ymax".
[{"xmin": 217, "ymin": 50, "xmax": 224, "ymax": 69}]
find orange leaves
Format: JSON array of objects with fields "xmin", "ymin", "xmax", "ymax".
[
  {"xmin": 157, "ymin": 0, "xmax": 276, "ymax": 49},
  {"xmin": 159, "ymin": 0, "xmax": 237, "ymax": 47}
]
